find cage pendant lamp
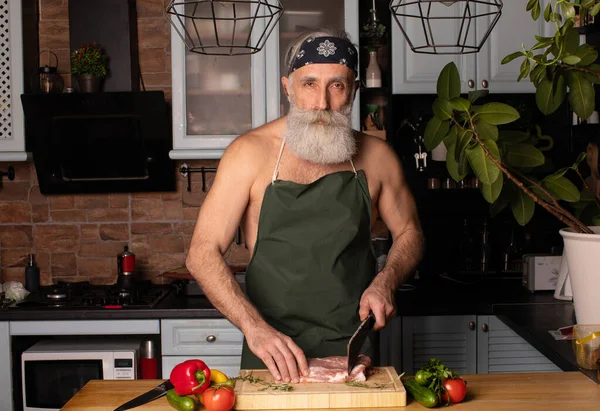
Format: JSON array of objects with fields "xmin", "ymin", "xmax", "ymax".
[
  {"xmin": 389, "ymin": 0, "xmax": 503, "ymax": 55},
  {"xmin": 165, "ymin": 0, "xmax": 284, "ymax": 56}
]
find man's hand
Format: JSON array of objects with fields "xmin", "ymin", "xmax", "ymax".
[
  {"xmin": 245, "ymin": 324, "xmax": 309, "ymax": 383},
  {"xmin": 359, "ymin": 281, "xmax": 396, "ymax": 331}
]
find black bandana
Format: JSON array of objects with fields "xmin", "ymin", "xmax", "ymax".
[{"xmin": 288, "ymin": 36, "xmax": 359, "ymax": 76}]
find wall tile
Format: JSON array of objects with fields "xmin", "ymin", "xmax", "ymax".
[
  {"xmin": 109, "ymin": 194, "xmax": 130, "ymax": 208},
  {"xmin": 138, "ymin": 253, "xmax": 186, "ymax": 271},
  {"xmin": 99, "ymin": 224, "xmax": 129, "ymax": 241},
  {"xmin": 0, "ymin": 203, "xmax": 31, "ymax": 223},
  {"xmin": 139, "ymin": 48, "xmax": 167, "ymax": 73},
  {"xmin": 40, "ymin": 0, "xmax": 68, "ymax": 20},
  {"xmin": 32, "ymin": 204, "xmax": 50, "ymax": 223},
  {"xmin": 81, "ymin": 224, "xmax": 100, "ymax": 242},
  {"xmin": 138, "ymin": 19, "xmax": 170, "ymax": 48},
  {"xmin": 0, "ymin": 225, "xmax": 33, "ymax": 248},
  {"xmin": 29, "ymin": 185, "xmax": 48, "ymax": 204},
  {"xmin": 3, "ymin": 162, "xmax": 31, "ymax": 182},
  {"xmin": 51, "ymin": 210, "xmax": 87, "ymax": 222},
  {"xmin": 173, "ymin": 221, "xmax": 195, "ymax": 235},
  {"xmin": 137, "ymin": 0, "xmax": 165, "ymax": 18},
  {"xmin": 131, "ymin": 222, "xmax": 172, "ymax": 235},
  {"xmin": 182, "ymin": 207, "xmax": 199, "ymax": 220},
  {"xmin": 87, "ymin": 208, "xmax": 129, "ymax": 222},
  {"xmin": 49, "ymin": 196, "xmax": 74, "ymax": 210},
  {"xmin": 52, "ymin": 253, "xmax": 78, "ymax": 276},
  {"xmin": 75, "ymin": 195, "xmax": 110, "ymax": 209},
  {"xmin": 1, "ymin": 182, "xmax": 31, "ymax": 201},
  {"xmin": 79, "ymin": 241, "xmax": 128, "ymax": 258},
  {"xmin": 131, "ymin": 235, "xmax": 152, "ymax": 254},
  {"xmin": 132, "ymin": 199, "xmax": 164, "ymax": 221},
  {"xmin": 1, "ymin": 250, "xmax": 28, "ymax": 268},
  {"xmin": 164, "ymin": 201, "xmax": 183, "ymax": 220},
  {"xmin": 149, "ymin": 235, "xmax": 184, "ymax": 253},
  {"xmin": 34, "ymin": 225, "xmax": 80, "ymax": 252},
  {"xmin": 77, "ymin": 258, "xmax": 115, "ymax": 277},
  {"xmin": 39, "ymin": 21, "xmax": 69, "ymax": 50}
]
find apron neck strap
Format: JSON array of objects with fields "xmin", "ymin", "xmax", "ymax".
[{"xmin": 271, "ymin": 137, "xmax": 358, "ymax": 183}]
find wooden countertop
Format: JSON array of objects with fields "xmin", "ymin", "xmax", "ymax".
[{"xmin": 62, "ymin": 371, "xmax": 600, "ymax": 410}]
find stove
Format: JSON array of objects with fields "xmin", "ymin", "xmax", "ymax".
[{"xmin": 9, "ymin": 280, "xmax": 172, "ymax": 309}]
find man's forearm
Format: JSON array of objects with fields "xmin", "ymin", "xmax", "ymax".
[
  {"xmin": 372, "ymin": 226, "xmax": 424, "ymax": 290},
  {"xmin": 186, "ymin": 247, "xmax": 265, "ymax": 335}
]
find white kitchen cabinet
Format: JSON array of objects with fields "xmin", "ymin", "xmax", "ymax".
[
  {"xmin": 160, "ymin": 319, "xmax": 243, "ymax": 378},
  {"xmin": 476, "ymin": 315, "xmax": 561, "ymax": 374},
  {"xmin": 0, "ymin": 0, "xmax": 27, "ymax": 161},
  {"xmin": 391, "ymin": 1, "xmax": 554, "ymax": 94},
  {"xmin": 169, "ymin": 0, "xmax": 360, "ymax": 159}
]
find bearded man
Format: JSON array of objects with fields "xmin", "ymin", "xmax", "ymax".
[{"xmin": 186, "ymin": 28, "xmax": 423, "ymax": 384}]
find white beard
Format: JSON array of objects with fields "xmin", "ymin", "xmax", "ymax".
[{"xmin": 283, "ymin": 100, "xmax": 356, "ymax": 165}]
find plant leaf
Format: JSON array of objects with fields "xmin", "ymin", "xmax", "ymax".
[
  {"xmin": 437, "ymin": 62, "xmax": 461, "ymax": 100},
  {"xmin": 432, "ymin": 98, "xmax": 454, "ymax": 120},
  {"xmin": 526, "ymin": 0, "xmax": 538, "ymax": 12},
  {"xmin": 474, "ymin": 120, "xmax": 498, "ymax": 141},
  {"xmin": 511, "ymin": 190, "xmax": 535, "ymax": 226},
  {"xmin": 576, "ymin": 44, "xmax": 598, "ymax": 66},
  {"xmin": 467, "ymin": 89, "xmax": 489, "ymax": 103},
  {"xmin": 480, "ymin": 172, "xmax": 503, "ymax": 203},
  {"xmin": 446, "ymin": 143, "xmax": 468, "ymax": 182},
  {"xmin": 535, "ymin": 76, "xmax": 566, "ymax": 115},
  {"xmin": 562, "ymin": 55, "xmax": 582, "ymax": 65},
  {"xmin": 424, "ymin": 117, "xmax": 450, "ymax": 151},
  {"xmin": 543, "ymin": 0, "xmax": 552, "ymax": 21},
  {"xmin": 542, "ymin": 176, "xmax": 580, "ymax": 202},
  {"xmin": 545, "ymin": 166, "xmax": 569, "ymax": 180},
  {"xmin": 443, "ymin": 125, "xmax": 458, "ymax": 147},
  {"xmin": 532, "ymin": 0, "xmax": 541, "ymax": 20},
  {"xmin": 592, "ymin": 2, "xmax": 600, "ymax": 17},
  {"xmin": 505, "ymin": 143, "xmax": 545, "ymax": 167},
  {"xmin": 456, "ymin": 129, "xmax": 473, "ymax": 162},
  {"xmin": 502, "ymin": 51, "xmax": 525, "ymax": 65},
  {"xmin": 498, "ymin": 130, "xmax": 531, "ymax": 145},
  {"xmin": 475, "ymin": 103, "xmax": 520, "ymax": 125},
  {"xmin": 568, "ymin": 73, "xmax": 595, "ymax": 120},
  {"xmin": 561, "ymin": 2, "xmax": 576, "ymax": 19},
  {"xmin": 564, "ymin": 28, "xmax": 580, "ymax": 55},
  {"xmin": 466, "ymin": 143, "xmax": 500, "ymax": 185},
  {"xmin": 574, "ymin": 152, "xmax": 587, "ymax": 167},
  {"xmin": 449, "ymin": 97, "xmax": 471, "ymax": 112}
]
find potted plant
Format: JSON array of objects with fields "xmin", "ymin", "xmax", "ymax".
[
  {"xmin": 361, "ymin": 5, "xmax": 387, "ymax": 87},
  {"xmin": 70, "ymin": 43, "xmax": 109, "ymax": 93},
  {"xmin": 424, "ymin": 0, "xmax": 600, "ymax": 324}
]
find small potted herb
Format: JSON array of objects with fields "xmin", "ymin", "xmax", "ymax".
[{"xmin": 70, "ymin": 42, "xmax": 109, "ymax": 93}]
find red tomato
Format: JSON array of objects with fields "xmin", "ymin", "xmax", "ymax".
[
  {"xmin": 442, "ymin": 378, "xmax": 467, "ymax": 404},
  {"xmin": 202, "ymin": 386, "xmax": 235, "ymax": 411}
]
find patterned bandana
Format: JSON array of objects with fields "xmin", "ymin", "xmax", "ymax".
[{"xmin": 288, "ymin": 36, "xmax": 359, "ymax": 77}]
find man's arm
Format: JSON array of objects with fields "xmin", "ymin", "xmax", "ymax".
[
  {"xmin": 359, "ymin": 138, "xmax": 424, "ymax": 330},
  {"xmin": 186, "ymin": 136, "xmax": 308, "ymax": 383}
]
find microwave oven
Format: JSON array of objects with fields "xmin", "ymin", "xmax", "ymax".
[{"xmin": 21, "ymin": 339, "xmax": 140, "ymax": 411}]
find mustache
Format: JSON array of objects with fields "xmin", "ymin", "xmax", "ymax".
[{"xmin": 291, "ymin": 107, "xmax": 351, "ymax": 127}]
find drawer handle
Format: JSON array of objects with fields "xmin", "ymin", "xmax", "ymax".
[{"xmin": 206, "ymin": 335, "xmax": 217, "ymax": 343}]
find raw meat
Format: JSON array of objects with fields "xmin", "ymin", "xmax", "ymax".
[{"xmin": 299, "ymin": 354, "xmax": 371, "ymax": 383}]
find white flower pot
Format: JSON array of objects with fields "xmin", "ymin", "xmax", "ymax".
[{"xmin": 559, "ymin": 226, "xmax": 600, "ymax": 324}]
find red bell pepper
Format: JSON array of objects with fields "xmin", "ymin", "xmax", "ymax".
[{"xmin": 169, "ymin": 359, "xmax": 211, "ymax": 396}]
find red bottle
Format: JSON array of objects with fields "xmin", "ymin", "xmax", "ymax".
[
  {"xmin": 139, "ymin": 340, "xmax": 158, "ymax": 379},
  {"xmin": 118, "ymin": 246, "xmax": 135, "ymax": 275}
]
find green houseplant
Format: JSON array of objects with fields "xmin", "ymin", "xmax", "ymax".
[
  {"xmin": 423, "ymin": 0, "xmax": 600, "ymax": 325},
  {"xmin": 70, "ymin": 43, "xmax": 108, "ymax": 92},
  {"xmin": 424, "ymin": 0, "xmax": 600, "ymax": 234}
]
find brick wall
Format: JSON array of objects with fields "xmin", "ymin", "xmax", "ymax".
[{"xmin": 0, "ymin": 0, "xmax": 249, "ymax": 285}]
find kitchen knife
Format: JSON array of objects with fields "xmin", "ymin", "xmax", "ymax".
[
  {"xmin": 113, "ymin": 379, "xmax": 174, "ymax": 411},
  {"xmin": 347, "ymin": 311, "xmax": 376, "ymax": 374}
]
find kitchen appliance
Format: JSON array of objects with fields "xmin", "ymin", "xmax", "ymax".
[
  {"xmin": 522, "ymin": 254, "xmax": 563, "ymax": 292},
  {"xmin": 117, "ymin": 245, "xmax": 137, "ymax": 290},
  {"xmin": 20, "ymin": 91, "xmax": 175, "ymax": 195},
  {"xmin": 21, "ymin": 338, "xmax": 141, "ymax": 411},
  {"xmin": 8, "ymin": 280, "xmax": 171, "ymax": 310}
]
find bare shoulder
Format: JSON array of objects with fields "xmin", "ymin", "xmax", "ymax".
[{"xmin": 356, "ymin": 133, "xmax": 404, "ymax": 181}]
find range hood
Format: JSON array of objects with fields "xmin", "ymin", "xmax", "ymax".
[{"xmin": 20, "ymin": 91, "xmax": 175, "ymax": 195}]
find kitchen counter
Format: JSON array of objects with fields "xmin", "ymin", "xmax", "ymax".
[{"xmin": 62, "ymin": 372, "xmax": 600, "ymax": 410}]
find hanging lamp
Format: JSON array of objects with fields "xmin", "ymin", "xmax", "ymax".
[
  {"xmin": 165, "ymin": 0, "xmax": 284, "ymax": 56},
  {"xmin": 389, "ymin": 0, "xmax": 503, "ymax": 55}
]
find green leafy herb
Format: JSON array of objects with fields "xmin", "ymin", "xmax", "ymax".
[
  {"xmin": 344, "ymin": 372, "xmax": 404, "ymax": 389},
  {"xmin": 232, "ymin": 373, "xmax": 293, "ymax": 391},
  {"xmin": 417, "ymin": 358, "xmax": 459, "ymax": 399}
]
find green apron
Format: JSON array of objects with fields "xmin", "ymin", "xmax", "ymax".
[{"xmin": 241, "ymin": 140, "xmax": 377, "ymax": 369}]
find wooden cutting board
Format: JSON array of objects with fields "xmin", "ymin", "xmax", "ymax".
[{"xmin": 233, "ymin": 366, "xmax": 406, "ymax": 409}]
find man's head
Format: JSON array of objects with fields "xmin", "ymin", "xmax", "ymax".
[{"xmin": 281, "ymin": 28, "xmax": 360, "ymax": 165}]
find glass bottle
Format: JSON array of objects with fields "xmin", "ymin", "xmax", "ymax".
[
  {"xmin": 479, "ymin": 220, "xmax": 491, "ymax": 274},
  {"xmin": 365, "ymin": 50, "xmax": 382, "ymax": 87},
  {"xmin": 458, "ymin": 218, "xmax": 475, "ymax": 272},
  {"xmin": 502, "ymin": 227, "xmax": 522, "ymax": 273}
]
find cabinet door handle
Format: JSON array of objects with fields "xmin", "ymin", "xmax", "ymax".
[
  {"xmin": 206, "ymin": 335, "xmax": 217, "ymax": 342},
  {"xmin": 468, "ymin": 79, "xmax": 475, "ymax": 89},
  {"xmin": 481, "ymin": 79, "xmax": 489, "ymax": 89},
  {"xmin": 468, "ymin": 321, "xmax": 475, "ymax": 330},
  {"xmin": 481, "ymin": 323, "xmax": 489, "ymax": 333}
]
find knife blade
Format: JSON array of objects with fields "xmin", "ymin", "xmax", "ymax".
[
  {"xmin": 113, "ymin": 379, "xmax": 174, "ymax": 411},
  {"xmin": 347, "ymin": 311, "xmax": 376, "ymax": 375}
]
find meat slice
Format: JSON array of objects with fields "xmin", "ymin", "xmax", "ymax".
[{"xmin": 299, "ymin": 354, "xmax": 371, "ymax": 383}]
